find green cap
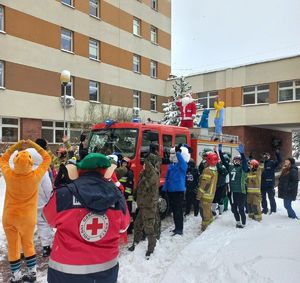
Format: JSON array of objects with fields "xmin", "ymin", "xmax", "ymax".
[{"xmin": 76, "ymin": 153, "xmax": 111, "ymax": 170}]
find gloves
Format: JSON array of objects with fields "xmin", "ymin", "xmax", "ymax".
[
  {"xmin": 218, "ymin": 144, "xmax": 222, "ymax": 152},
  {"xmin": 237, "ymin": 144, "xmax": 245, "ymax": 154}
]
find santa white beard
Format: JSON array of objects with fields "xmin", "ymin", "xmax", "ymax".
[{"xmin": 182, "ymin": 96, "xmax": 194, "ymax": 106}]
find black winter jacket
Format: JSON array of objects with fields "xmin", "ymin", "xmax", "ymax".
[
  {"xmin": 278, "ymin": 166, "xmax": 298, "ymax": 201},
  {"xmin": 261, "ymin": 152, "xmax": 282, "ymax": 188}
]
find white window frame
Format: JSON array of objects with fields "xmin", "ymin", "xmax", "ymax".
[
  {"xmin": 278, "ymin": 80, "xmax": 300, "ymax": 102},
  {"xmin": 0, "ymin": 117, "xmax": 20, "ymax": 143},
  {"xmin": 61, "ymin": 77, "xmax": 73, "ymax": 97},
  {"xmin": 150, "ymin": 94, "xmax": 157, "ymax": 111},
  {"xmin": 61, "ymin": 0, "xmax": 74, "ymax": 8},
  {"xmin": 133, "ymin": 54, "xmax": 141, "ymax": 73},
  {"xmin": 197, "ymin": 91, "xmax": 218, "ymax": 109},
  {"xmin": 0, "ymin": 61, "xmax": 4, "ymax": 88},
  {"xmin": 150, "ymin": 60, "xmax": 157, "ymax": 78},
  {"xmin": 243, "ymin": 84, "xmax": 269, "ymax": 105},
  {"xmin": 89, "ymin": 81, "xmax": 99, "ymax": 102},
  {"xmin": 150, "ymin": 26, "xmax": 157, "ymax": 44},
  {"xmin": 133, "ymin": 18, "xmax": 141, "ymax": 36},
  {"xmin": 89, "ymin": 38, "xmax": 99, "ymax": 60},
  {"xmin": 0, "ymin": 5, "xmax": 4, "ymax": 32},
  {"xmin": 151, "ymin": 0, "xmax": 158, "ymax": 11},
  {"xmin": 61, "ymin": 28, "xmax": 73, "ymax": 52},
  {"xmin": 89, "ymin": 0, "xmax": 99, "ymax": 18},
  {"xmin": 133, "ymin": 90, "xmax": 141, "ymax": 108}
]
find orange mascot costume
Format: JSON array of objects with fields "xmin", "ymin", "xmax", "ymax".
[{"xmin": 0, "ymin": 140, "xmax": 51, "ymax": 283}]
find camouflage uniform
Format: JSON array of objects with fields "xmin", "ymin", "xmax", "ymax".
[
  {"xmin": 197, "ymin": 167, "xmax": 218, "ymax": 231},
  {"xmin": 246, "ymin": 164, "xmax": 264, "ymax": 221},
  {"xmin": 134, "ymin": 153, "xmax": 160, "ymax": 252}
]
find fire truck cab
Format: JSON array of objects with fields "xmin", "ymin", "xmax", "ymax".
[{"xmin": 87, "ymin": 121, "xmax": 239, "ymax": 217}]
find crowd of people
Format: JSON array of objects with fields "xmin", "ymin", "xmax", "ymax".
[{"xmin": 0, "ymin": 135, "xmax": 299, "ymax": 283}]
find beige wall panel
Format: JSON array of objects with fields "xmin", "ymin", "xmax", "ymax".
[
  {"xmin": 0, "ymin": 89, "xmax": 163, "ymax": 122},
  {"xmin": 1, "ymin": 0, "xmax": 171, "ymax": 65},
  {"xmin": 0, "ymin": 35, "xmax": 167, "ymax": 96}
]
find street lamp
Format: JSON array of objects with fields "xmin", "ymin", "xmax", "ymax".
[{"xmin": 60, "ymin": 70, "xmax": 71, "ymax": 137}]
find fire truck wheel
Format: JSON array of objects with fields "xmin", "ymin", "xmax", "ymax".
[{"xmin": 159, "ymin": 191, "xmax": 169, "ymax": 219}]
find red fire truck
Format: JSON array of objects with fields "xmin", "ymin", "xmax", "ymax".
[{"xmin": 88, "ymin": 121, "xmax": 239, "ymax": 216}]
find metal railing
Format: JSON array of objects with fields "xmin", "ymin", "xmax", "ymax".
[{"xmin": 189, "ymin": 128, "xmax": 239, "ymax": 144}]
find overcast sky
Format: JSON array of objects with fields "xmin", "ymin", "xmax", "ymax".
[{"xmin": 171, "ymin": 0, "xmax": 300, "ymax": 76}]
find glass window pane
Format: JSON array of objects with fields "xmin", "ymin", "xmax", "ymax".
[
  {"xmin": 0, "ymin": 6, "xmax": 3, "ymax": 32},
  {"xmin": 61, "ymin": 29, "xmax": 72, "ymax": 51},
  {"xmin": 257, "ymin": 84, "xmax": 269, "ymax": 91},
  {"xmin": 89, "ymin": 39, "xmax": 98, "ymax": 60},
  {"xmin": 296, "ymin": 88, "xmax": 300, "ymax": 100},
  {"xmin": 279, "ymin": 89, "xmax": 293, "ymax": 101},
  {"xmin": 295, "ymin": 80, "xmax": 300, "ymax": 86},
  {"xmin": 89, "ymin": 81, "xmax": 98, "ymax": 101},
  {"xmin": 279, "ymin": 81, "xmax": 293, "ymax": 88},
  {"xmin": 198, "ymin": 98, "xmax": 208, "ymax": 109},
  {"xmin": 70, "ymin": 130, "xmax": 81, "ymax": 143},
  {"xmin": 70, "ymin": 122, "xmax": 81, "ymax": 129},
  {"xmin": 0, "ymin": 61, "xmax": 3, "ymax": 87},
  {"xmin": 198, "ymin": 92, "xmax": 208, "ymax": 99},
  {"xmin": 90, "ymin": 0, "xmax": 98, "ymax": 17},
  {"xmin": 55, "ymin": 129, "xmax": 64, "ymax": 143},
  {"xmin": 175, "ymin": 135, "xmax": 187, "ymax": 145},
  {"xmin": 2, "ymin": 118, "xmax": 18, "ymax": 125},
  {"xmin": 243, "ymin": 94, "xmax": 255, "ymax": 104},
  {"xmin": 2, "ymin": 127, "xmax": 18, "ymax": 142},
  {"xmin": 62, "ymin": 0, "xmax": 72, "ymax": 6},
  {"xmin": 257, "ymin": 92, "xmax": 269, "ymax": 103},
  {"xmin": 56, "ymin": 122, "xmax": 64, "ymax": 128},
  {"xmin": 208, "ymin": 97, "xmax": 216, "ymax": 109},
  {"xmin": 42, "ymin": 121, "xmax": 53, "ymax": 127},
  {"xmin": 243, "ymin": 86, "xmax": 255, "ymax": 93},
  {"xmin": 42, "ymin": 129, "xmax": 54, "ymax": 143}
]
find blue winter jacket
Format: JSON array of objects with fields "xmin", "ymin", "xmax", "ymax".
[
  {"xmin": 162, "ymin": 152, "xmax": 188, "ymax": 192},
  {"xmin": 261, "ymin": 152, "xmax": 282, "ymax": 188}
]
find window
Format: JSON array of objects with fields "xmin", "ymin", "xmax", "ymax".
[
  {"xmin": 278, "ymin": 80, "xmax": 300, "ymax": 102},
  {"xmin": 133, "ymin": 90, "xmax": 141, "ymax": 108},
  {"xmin": 89, "ymin": 81, "xmax": 99, "ymax": 102},
  {"xmin": 175, "ymin": 134, "xmax": 187, "ymax": 145},
  {"xmin": 90, "ymin": 0, "xmax": 99, "ymax": 18},
  {"xmin": 89, "ymin": 38, "xmax": 99, "ymax": 60},
  {"xmin": 61, "ymin": 28, "xmax": 73, "ymax": 52},
  {"xmin": 42, "ymin": 121, "xmax": 82, "ymax": 144},
  {"xmin": 0, "ymin": 5, "xmax": 4, "ymax": 32},
  {"xmin": 150, "ymin": 26, "xmax": 157, "ymax": 44},
  {"xmin": 162, "ymin": 134, "xmax": 172, "ymax": 164},
  {"xmin": 150, "ymin": 95, "xmax": 157, "ymax": 111},
  {"xmin": 141, "ymin": 131, "xmax": 159, "ymax": 160},
  {"xmin": 0, "ymin": 117, "xmax": 19, "ymax": 142},
  {"xmin": 151, "ymin": 0, "xmax": 158, "ymax": 10},
  {"xmin": 197, "ymin": 91, "xmax": 218, "ymax": 109},
  {"xmin": 133, "ymin": 54, "xmax": 141, "ymax": 73},
  {"xmin": 243, "ymin": 84, "xmax": 269, "ymax": 105},
  {"xmin": 61, "ymin": 0, "xmax": 73, "ymax": 7},
  {"xmin": 150, "ymin": 60, "xmax": 157, "ymax": 78},
  {"xmin": 0, "ymin": 61, "xmax": 4, "ymax": 87},
  {"xmin": 133, "ymin": 18, "xmax": 141, "ymax": 36},
  {"xmin": 61, "ymin": 77, "xmax": 73, "ymax": 97}
]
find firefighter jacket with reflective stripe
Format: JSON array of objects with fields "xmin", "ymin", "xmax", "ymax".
[
  {"xmin": 197, "ymin": 167, "xmax": 218, "ymax": 201},
  {"xmin": 246, "ymin": 164, "xmax": 264, "ymax": 194},
  {"xmin": 119, "ymin": 169, "xmax": 134, "ymax": 201}
]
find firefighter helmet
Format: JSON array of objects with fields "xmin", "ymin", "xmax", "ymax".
[
  {"xmin": 206, "ymin": 152, "xmax": 218, "ymax": 166},
  {"xmin": 121, "ymin": 157, "xmax": 132, "ymax": 168},
  {"xmin": 249, "ymin": 159, "xmax": 259, "ymax": 170}
]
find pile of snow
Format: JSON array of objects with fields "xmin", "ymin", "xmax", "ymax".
[{"xmin": 1, "ymin": 177, "xmax": 300, "ymax": 282}]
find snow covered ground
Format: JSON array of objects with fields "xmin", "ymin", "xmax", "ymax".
[{"xmin": 1, "ymin": 176, "xmax": 300, "ymax": 283}]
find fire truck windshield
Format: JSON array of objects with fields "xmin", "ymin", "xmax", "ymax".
[{"xmin": 88, "ymin": 128, "xmax": 138, "ymax": 159}]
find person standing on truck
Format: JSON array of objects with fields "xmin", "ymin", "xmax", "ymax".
[
  {"xmin": 261, "ymin": 150, "xmax": 282, "ymax": 214},
  {"xmin": 162, "ymin": 145, "xmax": 190, "ymax": 236},
  {"xmin": 219, "ymin": 144, "xmax": 249, "ymax": 228},
  {"xmin": 197, "ymin": 152, "xmax": 219, "ymax": 231}
]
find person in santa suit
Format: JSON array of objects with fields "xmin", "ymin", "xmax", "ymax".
[
  {"xmin": 43, "ymin": 153, "xmax": 130, "ymax": 283},
  {"xmin": 176, "ymin": 92, "xmax": 197, "ymax": 128}
]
